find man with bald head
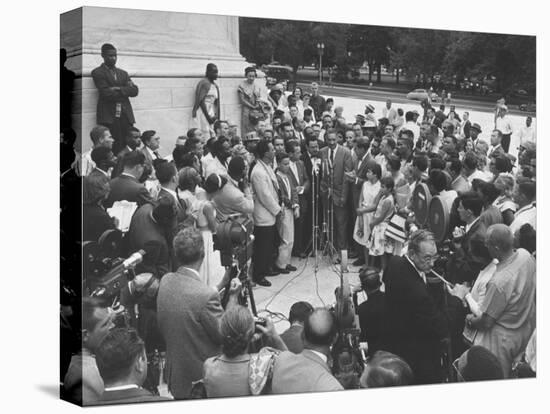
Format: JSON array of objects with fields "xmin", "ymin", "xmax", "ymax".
[
  {"xmin": 451, "ymin": 224, "xmax": 536, "ymax": 377},
  {"xmin": 270, "ymin": 308, "xmax": 343, "ymax": 393}
]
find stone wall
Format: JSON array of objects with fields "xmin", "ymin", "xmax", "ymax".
[{"xmin": 60, "ymin": 6, "xmax": 250, "ymax": 156}]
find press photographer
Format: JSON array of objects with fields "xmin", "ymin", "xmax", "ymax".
[
  {"xmin": 201, "ymin": 305, "xmax": 288, "ymax": 398},
  {"xmin": 157, "ymin": 227, "xmax": 242, "ymax": 399}
]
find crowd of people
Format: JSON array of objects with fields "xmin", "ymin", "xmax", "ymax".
[{"xmin": 60, "ymin": 43, "xmax": 537, "ymax": 405}]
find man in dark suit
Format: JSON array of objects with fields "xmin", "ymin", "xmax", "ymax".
[
  {"xmin": 447, "ymin": 192, "xmax": 493, "ymax": 285},
  {"xmin": 157, "ymin": 227, "xmax": 240, "ymax": 399},
  {"xmin": 286, "ymin": 140, "xmax": 310, "ymax": 257},
  {"xmin": 319, "ymin": 129, "xmax": 353, "ymax": 260},
  {"xmin": 105, "ymin": 151, "xmax": 153, "ymax": 208},
  {"xmin": 270, "ymin": 308, "xmax": 344, "ymax": 394},
  {"xmin": 356, "ymin": 267, "xmax": 386, "ymax": 357},
  {"xmin": 280, "ymin": 301, "xmax": 313, "ymax": 353},
  {"xmin": 156, "ymin": 159, "xmax": 187, "ymax": 232},
  {"xmin": 128, "ymin": 197, "xmax": 176, "ymax": 278},
  {"xmin": 113, "ymin": 127, "xmax": 141, "ymax": 178},
  {"xmin": 302, "ymin": 137, "xmax": 321, "ymax": 255},
  {"xmin": 89, "ymin": 146, "xmax": 116, "ymax": 183},
  {"xmin": 383, "ymin": 230, "xmax": 465, "ymax": 385},
  {"xmin": 139, "ymin": 130, "xmax": 162, "ymax": 173},
  {"xmin": 93, "ymin": 328, "xmax": 171, "ymax": 405},
  {"xmin": 91, "ymin": 43, "xmax": 139, "ymax": 154}
]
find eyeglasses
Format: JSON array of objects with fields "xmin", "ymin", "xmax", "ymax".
[
  {"xmin": 452, "ymin": 358, "xmax": 465, "ymax": 382},
  {"xmin": 420, "ymin": 254, "xmax": 439, "ymax": 263}
]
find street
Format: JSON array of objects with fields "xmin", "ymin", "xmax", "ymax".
[{"xmin": 296, "ymin": 81, "xmax": 533, "ymax": 117}]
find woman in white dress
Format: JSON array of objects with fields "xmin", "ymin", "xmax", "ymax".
[
  {"xmin": 197, "ymin": 173, "xmax": 227, "ymax": 289},
  {"xmin": 354, "ymin": 163, "xmax": 382, "ymax": 268}
]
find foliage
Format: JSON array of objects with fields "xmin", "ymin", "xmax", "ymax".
[{"xmin": 239, "ymin": 18, "xmax": 536, "ymax": 92}]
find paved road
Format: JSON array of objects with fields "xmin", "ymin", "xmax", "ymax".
[{"xmin": 296, "ymin": 82, "xmax": 534, "ymax": 117}]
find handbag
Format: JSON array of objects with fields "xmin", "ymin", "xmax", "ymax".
[{"xmin": 385, "ymin": 212, "xmax": 407, "ymax": 243}]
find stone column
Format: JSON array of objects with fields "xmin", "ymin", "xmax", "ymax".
[{"xmin": 61, "ymin": 6, "xmax": 250, "ymax": 155}]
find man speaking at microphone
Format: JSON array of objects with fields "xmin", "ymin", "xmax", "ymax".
[
  {"xmin": 383, "ymin": 229, "xmax": 466, "ymax": 384},
  {"xmin": 319, "ymin": 129, "xmax": 353, "ymax": 263}
]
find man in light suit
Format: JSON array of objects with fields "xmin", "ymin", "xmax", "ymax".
[
  {"xmin": 212, "ymin": 156, "xmax": 254, "ymax": 222},
  {"xmin": 250, "ymin": 140, "xmax": 281, "ymax": 287},
  {"xmin": 274, "ymin": 152, "xmax": 300, "ymax": 274},
  {"xmin": 91, "ymin": 43, "xmax": 139, "ymax": 154},
  {"xmin": 157, "ymin": 227, "xmax": 241, "ymax": 399},
  {"xmin": 320, "ymin": 129, "xmax": 353, "ymax": 260},
  {"xmin": 139, "ymin": 130, "xmax": 162, "ymax": 174},
  {"xmin": 286, "ymin": 140, "xmax": 310, "ymax": 257},
  {"xmin": 270, "ymin": 308, "xmax": 344, "ymax": 394}
]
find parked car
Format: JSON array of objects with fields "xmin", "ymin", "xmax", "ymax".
[
  {"xmin": 507, "ymin": 89, "xmax": 536, "ymax": 106},
  {"xmin": 519, "ymin": 102, "xmax": 536, "ymax": 112},
  {"xmin": 406, "ymin": 88, "xmax": 438, "ymax": 102}
]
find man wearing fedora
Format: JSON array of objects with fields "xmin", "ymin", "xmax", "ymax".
[
  {"xmin": 364, "ymin": 103, "xmax": 377, "ymax": 124},
  {"xmin": 469, "ymin": 122, "xmax": 483, "ymax": 146}
]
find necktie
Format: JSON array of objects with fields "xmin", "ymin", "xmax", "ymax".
[
  {"xmin": 154, "ymin": 151, "xmax": 160, "ymax": 159},
  {"xmin": 330, "ymin": 148, "xmax": 334, "ymax": 166}
]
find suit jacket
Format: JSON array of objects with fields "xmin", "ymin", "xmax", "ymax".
[
  {"xmin": 451, "ymin": 218, "xmax": 493, "ymax": 284},
  {"xmin": 91, "ymin": 63, "xmax": 138, "ymax": 125},
  {"xmin": 351, "ymin": 154, "xmax": 372, "ymax": 208},
  {"xmin": 91, "ymin": 388, "xmax": 171, "ymax": 405},
  {"xmin": 319, "ymin": 145, "xmax": 353, "ymax": 207},
  {"xmin": 280, "ymin": 324, "xmax": 305, "ymax": 354},
  {"xmin": 82, "ymin": 204, "xmax": 116, "ymax": 242},
  {"xmin": 112, "ymin": 146, "xmax": 132, "ymax": 178},
  {"xmin": 140, "ymin": 146, "xmax": 160, "ymax": 170},
  {"xmin": 128, "ymin": 203, "xmax": 172, "ymax": 278},
  {"xmin": 302, "ymin": 151, "xmax": 321, "ymax": 200},
  {"xmin": 158, "ymin": 187, "xmax": 187, "ymax": 226},
  {"xmin": 288, "ymin": 160, "xmax": 310, "ymax": 213},
  {"xmin": 88, "ymin": 168, "xmax": 110, "ymax": 183},
  {"xmin": 276, "ymin": 171, "xmax": 298, "ymax": 209},
  {"xmin": 105, "ymin": 173, "xmax": 154, "ymax": 208},
  {"xmin": 357, "ymin": 290, "xmax": 386, "ymax": 355},
  {"xmin": 270, "ymin": 349, "xmax": 343, "ymax": 394},
  {"xmin": 211, "ymin": 178, "xmax": 254, "ymax": 221},
  {"xmin": 157, "ymin": 267, "xmax": 224, "ymax": 399},
  {"xmin": 383, "ymin": 256, "xmax": 450, "ymax": 375},
  {"xmin": 250, "ymin": 160, "xmax": 281, "ymax": 226}
]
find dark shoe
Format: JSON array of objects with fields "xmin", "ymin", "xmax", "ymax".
[
  {"xmin": 273, "ymin": 266, "xmax": 290, "ymax": 274},
  {"xmin": 286, "ymin": 264, "xmax": 297, "ymax": 272},
  {"xmin": 348, "ymin": 251, "xmax": 358, "ymax": 259},
  {"xmin": 256, "ymin": 278, "xmax": 272, "ymax": 287},
  {"xmin": 265, "ymin": 269, "xmax": 280, "ymax": 277},
  {"xmin": 352, "ymin": 258, "xmax": 365, "ymax": 266},
  {"xmin": 299, "ymin": 252, "xmax": 308, "ymax": 259}
]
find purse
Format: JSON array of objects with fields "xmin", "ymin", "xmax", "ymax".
[{"xmin": 385, "ymin": 212, "xmax": 407, "ymax": 243}]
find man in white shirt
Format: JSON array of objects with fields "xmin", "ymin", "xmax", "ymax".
[
  {"xmin": 81, "ymin": 125, "xmax": 115, "ymax": 176},
  {"xmin": 403, "ymin": 111, "xmax": 420, "ymax": 141},
  {"xmin": 495, "ymin": 105, "xmax": 513, "ymax": 153},
  {"xmin": 518, "ymin": 116, "xmax": 535, "ymax": 146},
  {"xmin": 510, "ymin": 181, "xmax": 536, "ymax": 234},
  {"xmin": 382, "ymin": 99, "xmax": 397, "ymax": 125}
]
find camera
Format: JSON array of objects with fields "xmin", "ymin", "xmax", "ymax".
[{"xmin": 213, "ymin": 214, "xmax": 254, "ymax": 268}]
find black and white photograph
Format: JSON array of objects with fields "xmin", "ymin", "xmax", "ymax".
[{"xmin": 4, "ymin": 0, "xmax": 548, "ymax": 413}]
